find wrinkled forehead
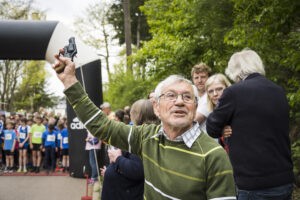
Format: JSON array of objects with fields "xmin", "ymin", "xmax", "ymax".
[{"xmin": 162, "ymin": 81, "xmax": 194, "ymax": 93}]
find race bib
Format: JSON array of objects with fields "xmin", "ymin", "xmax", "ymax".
[
  {"xmin": 19, "ymin": 133, "xmax": 26, "ymax": 139},
  {"xmin": 63, "ymin": 137, "xmax": 68, "ymax": 144},
  {"xmin": 34, "ymin": 132, "xmax": 42, "ymax": 138},
  {"xmin": 5, "ymin": 134, "xmax": 12, "ymax": 140},
  {"xmin": 47, "ymin": 135, "xmax": 55, "ymax": 142},
  {"xmin": 58, "ymin": 133, "xmax": 62, "ymax": 140}
]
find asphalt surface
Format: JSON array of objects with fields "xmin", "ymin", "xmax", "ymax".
[{"xmin": 0, "ymin": 176, "xmax": 86, "ymax": 200}]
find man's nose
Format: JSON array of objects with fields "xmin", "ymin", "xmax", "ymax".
[{"xmin": 174, "ymin": 94, "xmax": 184, "ymax": 104}]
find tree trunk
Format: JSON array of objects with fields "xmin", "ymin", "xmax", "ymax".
[
  {"xmin": 122, "ymin": 0, "xmax": 132, "ymax": 73},
  {"xmin": 102, "ymin": 20, "xmax": 111, "ymax": 82}
]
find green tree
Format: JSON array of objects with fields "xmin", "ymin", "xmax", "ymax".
[
  {"xmin": 0, "ymin": 0, "xmax": 56, "ymax": 112},
  {"xmin": 13, "ymin": 61, "xmax": 59, "ymax": 112},
  {"xmin": 75, "ymin": 1, "xmax": 115, "ymax": 82},
  {"xmin": 107, "ymin": 0, "xmax": 151, "ymax": 47}
]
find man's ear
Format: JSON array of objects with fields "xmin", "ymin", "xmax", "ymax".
[{"xmin": 153, "ymin": 101, "xmax": 160, "ymax": 118}]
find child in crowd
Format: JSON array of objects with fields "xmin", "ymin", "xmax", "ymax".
[
  {"xmin": 60, "ymin": 121, "xmax": 69, "ymax": 172},
  {"xmin": 85, "ymin": 131, "xmax": 101, "ymax": 184},
  {"xmin": 41, "ymin": 123, "xmax": 58, "ymax": 174},
  {"xmin": 17, "ymin": 118, "xmax": 30, "ymax": 172},
  {"xmin": 1, "ymin": 121, "xmax": 17, "ymax": 173},
  {"xmin": 56, "ymin": 119, "xmax": 64, "ymax": 171},
  {"xmin": 29, "ymin": 116, "xmax": 46, "ymax": 173}
]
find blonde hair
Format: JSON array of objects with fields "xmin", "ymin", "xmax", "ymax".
[
  {"xmin": 226, "ymin": 49, "xmax": 265, "ymax": 82},
  {"xmin": 205, "ymin": 73, "xmax": 231, "ymax": 112}
]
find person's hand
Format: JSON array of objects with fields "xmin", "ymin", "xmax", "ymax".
[
  {"xmin": 30, "ymin": 144, "xmax": 33, "ymax": 149},
  {"xmin": 223, "ymin": 125, "xmax": 232, "ymax": 138},
  {"xmin": 108, "ymin": 148, "xmax": 122, "ymax": 163},
  {"xmin": 100, "ymin": 166, "xmax": 106, "ymax": 177},
  {"xmin": 11, "ymin": 148, "xmax": 14, "ymax": 153},
  {"xmin": 19, "ymin": 143, "xmax": 24, "ymax": 148},
  {"xmin": 52, "ymin": 49, "xmax": 78, "ymax": 89}
]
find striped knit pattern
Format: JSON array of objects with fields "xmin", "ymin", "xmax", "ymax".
[{"xmin": 65, "ymin": 82, "xmax": 236, "ymax": 200}]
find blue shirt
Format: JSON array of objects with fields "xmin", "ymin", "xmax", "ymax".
[
  {"xmin": 3, "ymin": 129, "xmax": 16, "ymax": 150},
  {"xmin": 61, "ymin": 128, "xmax": 69, "ymax": 149},
  {"xmin": 18, "ymin": 125, "xmax": 30, "ymax": 144},
  {"xmin": 42, "ymin": 130, "xmax": 57, "ymax": 148},
  {"xmin": 57, "ymin": 130, "xmax": 62, "ymax": 148}
]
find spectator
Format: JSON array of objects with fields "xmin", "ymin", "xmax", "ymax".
[
  {"xmin": 100, "ymin": 102, "xmax": 156, "ymax": 200},
  {"xmin": 17, "ymin": 118, "xmax": 30, "ymax": 173},
  {"xmin": 206, "ymin": 49, "xmax": 294, "ymax": 199},
  {"xmin": 2, "ymin": 121, "xmax": 17, "ymax": 173},
  {"xmin": 205, "ymin": 73, "xmax": 231, "ymax": 151},
  {"xmin": 41, "ymin": 123, "xmax": 58, "ymax": 174},
  {"xmin": 100, "ymin": 102, "xmax": 111, "ymax": 116},
  {"xmin": 191, "ymin": 63, "xmax": 211, "ymax": 131},
  {"xmin": 29, "ymin": 115, "xmax": 46, "ymax": 173},
  {"xmin": 85, "ymin": 131, "xmax": 101, "ymax": 184},
  {"xmin": 53, "ymin": 54, "xmax": 236, "ymax": 200},
  {"xmin": 60, "ymin": 120, "xmax": 69, "ymax": 172}
]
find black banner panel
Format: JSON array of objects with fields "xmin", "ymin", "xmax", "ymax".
[{"xmin": 68, "ymin": 59, "xmax": 103, "ymax": 178}]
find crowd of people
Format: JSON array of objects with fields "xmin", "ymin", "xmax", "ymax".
[
  {"xmin": 0, "ymin": 110, "xmax": 69, "ymax": 174},
  {"xmin": 53, "ymin": 48, "xmax": 294, "ymax": 200},
  {"xmin": 0, "ymin": 47, "xmax": 294, "ymax": 200}
]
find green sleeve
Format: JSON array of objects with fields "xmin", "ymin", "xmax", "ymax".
[
  {"xmin": 64, "ymin": 82, "xmax": 148, "ymax": 154},
  {"xmin": 205, "ymin": 148, "xmax": 236, "ymax": 199}
]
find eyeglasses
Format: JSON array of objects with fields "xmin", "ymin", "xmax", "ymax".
[
  {"xmin": 207, "ymin": 87, "xmax": 225, "ymax": 96},
  {"xmin": 159, "ymin": 92, "xmax": 195, "ymax": 104}
]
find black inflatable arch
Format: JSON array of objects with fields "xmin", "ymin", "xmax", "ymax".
[{"xmin": 0, "ymin": 20, "xmax": 103, "ymax": 178}]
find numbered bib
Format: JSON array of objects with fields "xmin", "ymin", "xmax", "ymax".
[
  {"xmin": 19, "ymin": 133, "xmax": 26, "ymax": 139},
  {"xmin": 33, "ymin": 132, "xmax": 42, "ymax": 138},
  {"xmin": 47, "ymin": 135, "xmax": 55, "ymax": 142},
  {"xmin": 58, "ymin": 133, "xmax": 62, "ymax": 140},
  {"xmin": 5, "ymin": 134, "xmax": 12, "ymax": 140},
  {"xmin": 63, "ymin": 137, "xmax": 68, "ymax": 144}
]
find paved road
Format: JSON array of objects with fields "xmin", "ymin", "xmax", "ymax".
[{"xmin": 0, "ymin": 176, "xmax": 86, "ymax": 200}]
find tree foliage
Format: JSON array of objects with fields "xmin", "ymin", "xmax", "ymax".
[
  {"xmin": 13, "ymin": 61, "xmax": 59, "ymax": 112},
  {"xmin": 104, "ymin": 1, "xmax": 300, "ymax": 176},
  {"xmin": 107, "ymin": 0, "xmax": 151, "ymax": 47},
  {"xmin": 0, "ymin": 0, "xmax": 57, "ymax": 112},
  {"xmin": 75, "ymin": 1, "xmax": 115, "ymax": 82}
]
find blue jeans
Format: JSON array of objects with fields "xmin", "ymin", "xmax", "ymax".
[
  {"xmin": 237, "ymin": 184, "xmax": 293, "ymax": 200},
  {"xmin": 89, "ymin": 149, "xmax": 99, "ymax": 180}
]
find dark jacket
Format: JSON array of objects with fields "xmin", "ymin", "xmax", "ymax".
[
  {"xmin": 101, "ymin": 151, "xmax": 144, "ymax": 200},
  {"xmin": 206, "ymin": 73, "xmax": 294, "ymax": 190}
]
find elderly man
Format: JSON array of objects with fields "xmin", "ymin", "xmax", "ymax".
[
  {"xmin": 206, "ymin": 49, "xmax": 294, "ymax": 199},
  {"xmin": 53, "ymin": 53, "xmax": 236, "ymax": 200}
]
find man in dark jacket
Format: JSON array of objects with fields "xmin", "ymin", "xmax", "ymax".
[{"xmin": 206, "ymin": 49, "xmax": 294, "ymax": 200}]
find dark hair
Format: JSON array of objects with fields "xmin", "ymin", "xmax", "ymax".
[
  {"xmin": 115, "ymin": 109, "xmax": 125, "ymax": 122},
  {"xmin": 48, "ymin": 123, "xmax": 55, "ymax": 131}
]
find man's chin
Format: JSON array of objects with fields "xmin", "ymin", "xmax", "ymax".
[{"xmin": 170, "ymin": 120, "xmax": 190, "ymax": 129}]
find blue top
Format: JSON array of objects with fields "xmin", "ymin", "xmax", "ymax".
[
  {"xmin": 18, "ymin": 125, "xmax": 30, "ymax": 145},
  {"xmin": 101, "ymin": 151, "xmax": 144, "ymax": 200},
  {"xmin": 57, "ymin": 129, "xmax": 62, "ymax": 148},
  {"xmin": 0, "ymin": 120, "xmax": 4, "ymax": 134},
  {"xmin": 60, "ymin": 128, "xmax": 69, "ymax": 149},
  {"xmin": 2, "ymin": 129, "xmax": 17, "ymax": 150},
  {"xmin": 42, "ymin": 130, "xmax": 57, "ymax": 148}
]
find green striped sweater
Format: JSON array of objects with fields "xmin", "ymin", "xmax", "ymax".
[{"xmin": 65, "ymin": 82, "xmax": 236, "ymax": 200}]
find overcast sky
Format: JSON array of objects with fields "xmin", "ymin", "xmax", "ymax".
[{"xmin": 33, "ymin": 0, "xmax": 108, "ymax": 97}]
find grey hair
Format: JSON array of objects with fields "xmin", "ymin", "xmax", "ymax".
[
  {"xmin": 154, "ymin": 75, "xmax": 199, "ymax": 103},
  {"xmin": 225, "ymin": 49, "xmax": 265, "ymax": 82}
]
